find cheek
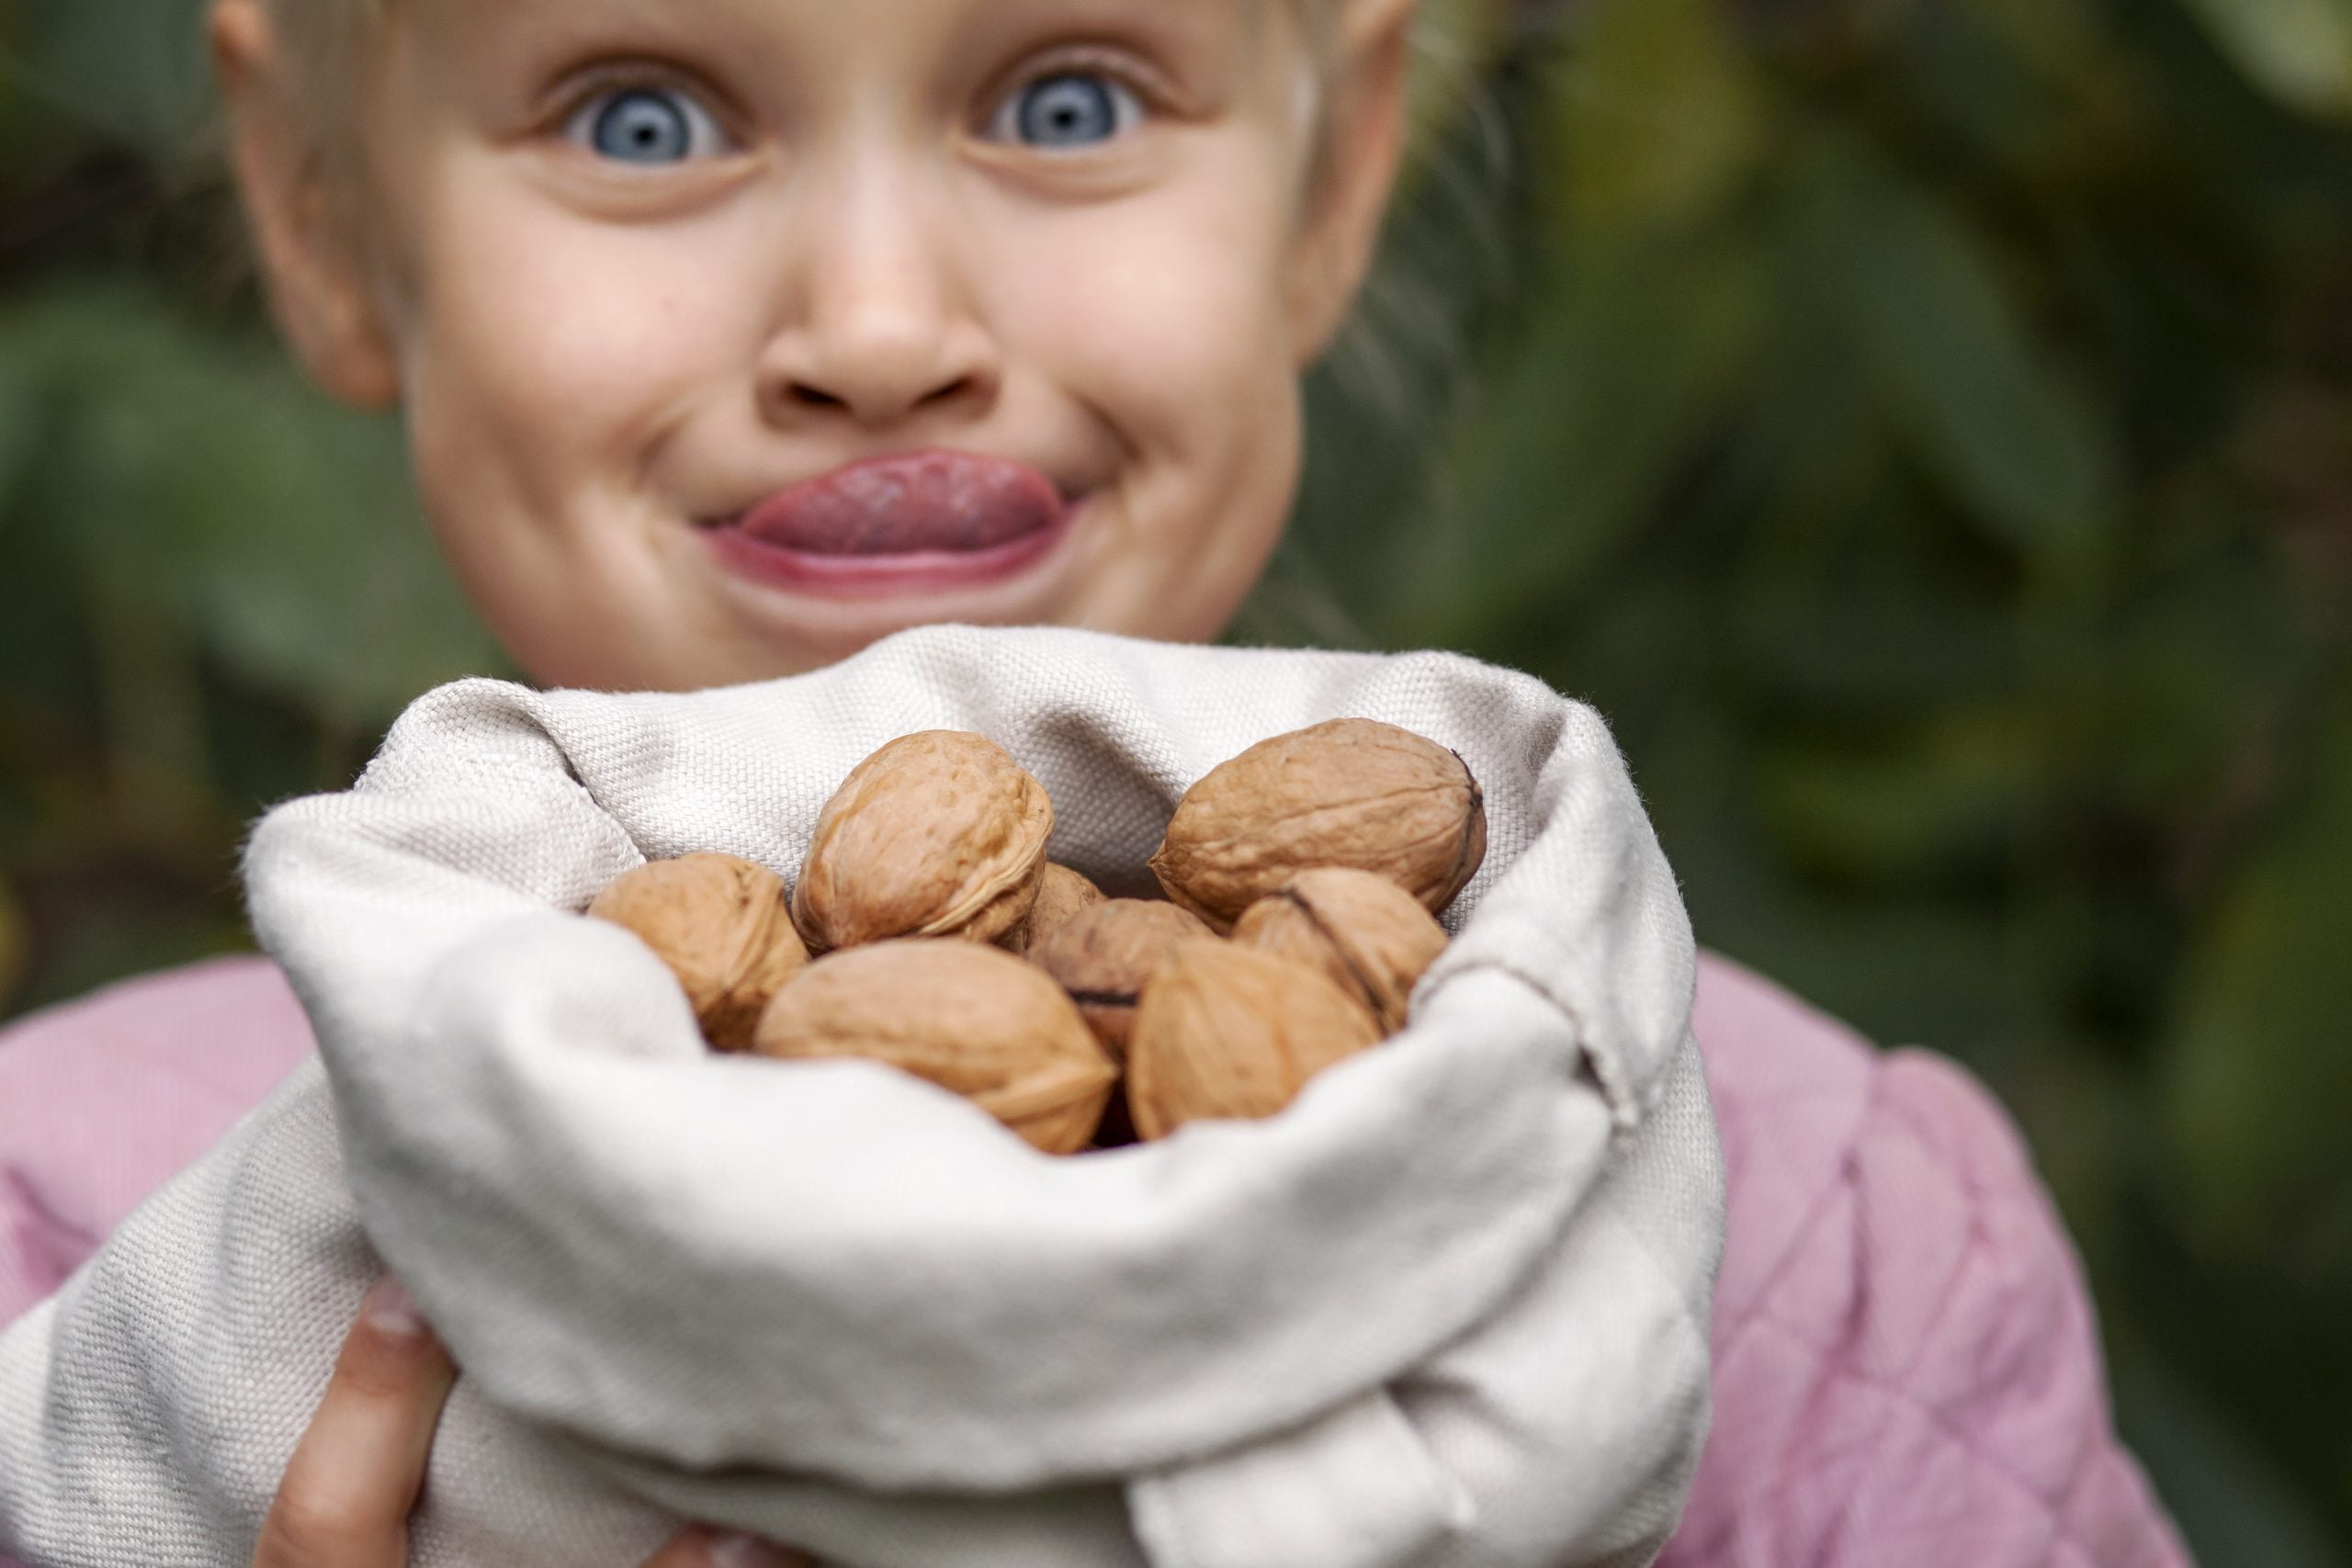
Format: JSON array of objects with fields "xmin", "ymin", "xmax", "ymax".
[
  {"xmin": 987, "ymin": 172, "xmax": 1302, "ymax": 474},
  {"xmin": 978, "ymin": 168, "xmax": 1307, "ymax": 641},
  {"xmin": 396, "ymin": 155, "xmax": 757, "ymax": 513}
]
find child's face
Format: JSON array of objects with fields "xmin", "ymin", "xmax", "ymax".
[{"xmin": 220, "ymin": 0, "xmax": 1411, "ymax": 691}]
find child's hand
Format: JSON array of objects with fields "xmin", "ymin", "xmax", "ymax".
[{"xmin": 251, "ymin": 1274, "xmax": 812, "ymax": 1568}]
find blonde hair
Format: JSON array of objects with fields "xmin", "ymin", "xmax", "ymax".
[{"xmin": 258, "ymin": 0, "xmax": 386, "ymax": 173}]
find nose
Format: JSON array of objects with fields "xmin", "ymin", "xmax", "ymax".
[{"xmin": 755, "ymin": 161, "xmax": 1001, "ymax": 430}]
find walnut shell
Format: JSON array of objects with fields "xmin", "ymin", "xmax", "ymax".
[
  {"xmin": 1005, "ymin": 863, "xmax": 1106, "ymax": 956},
  {"xmin": 794, "ymin": 731, "xmax": 1054, "ymax": 952},
  {"xmin": 752, "ymin": 940, "xmax": 1115, "ymax": 1155},
  {"xmin": 1126, "ymin": 941, "xmax": 1383, "ymax": 1139},
  {"xmin": 1149, "ymin": 719, "xmax": 1486, "ymax": 931},
  {"xmin": 1231, "ymin": 867, "xmax": 1448, "ymax": 1033},
  {"xmin": 589, "ymin": 853, "xmax": 809, "ymax": 1052},
  {"xmin": 1026, "ymin": 899, "xmax": 1216, "ymax": 1060}
]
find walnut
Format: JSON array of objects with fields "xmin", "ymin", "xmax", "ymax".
[
  {"xmin": 1229, "ymin": 868, "xmax": 1448, "ymax": 1034},
  {"xmin": 793, "ymin": 731, "xmax": 1053, "ymax": 952},
  {"xmin": 752, "ymin": 940, "xmax": 1115, "ymax": 1155},
  {"xmin": 1149, "ymin": 719, "xmax": 1485, "ymax": 931},
  {"xmin": 1005, "ymin": 863, "xmax": 1106, "ymax": 956},
  {"xmin": 1026, "ymin": 899, "xmax": 1216, "ymax": 1061},
  {"xmin": 588, "ymin": 853, "xmax": 809, "ymax": 1052},
  {"xmin": 1125, "ymin": 941, "xmax": 1383, "ymax": 1139}
]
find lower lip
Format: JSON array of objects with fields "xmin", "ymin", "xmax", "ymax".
[{"xmin": 703, "ymin": 505, "xmax": 1073, "ymax": 600}]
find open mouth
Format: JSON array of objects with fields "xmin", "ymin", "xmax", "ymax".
[{"xmin": 705, "ymin": 450, "xmax": 1072, "ymax": 597}]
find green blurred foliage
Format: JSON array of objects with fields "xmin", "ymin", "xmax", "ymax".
[
  {"xmin": 1278, "ymin": 0, "xmax": 2352, "ymax": 1557},
  {"xmin": 3, "ymin": 0, "xmax": 2349, "ymax": 1560},
  {"xmin": 0, "ymin": 0, "xmax": 508, "ymax": 1010}
]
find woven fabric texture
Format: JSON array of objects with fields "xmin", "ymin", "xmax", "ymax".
[{"xmin": 0, "ymin": 626, "xmax": 1723, "ymax": 1568}]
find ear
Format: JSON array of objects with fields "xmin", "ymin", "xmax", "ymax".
[
  {"xmin": 1285, "ymin": 0, "xmax": 1419, "ymax": 367},
  {"xmin": 210, "ymin": 0, "xmax": 402, "ymax": 408}
]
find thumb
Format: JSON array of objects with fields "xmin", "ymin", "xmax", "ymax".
[{"xmin": 251, "ymin": 1274, "xmax": 458, "ymax": 1568}]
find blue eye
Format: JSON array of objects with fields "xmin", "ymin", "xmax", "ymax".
[
  {"xmin": 993, "ymin": 72, "xmax": 1142, "ymax": 150},
  {"xmin": 570, "ymin": 86, "xmax": 726, "ymax": 164}
]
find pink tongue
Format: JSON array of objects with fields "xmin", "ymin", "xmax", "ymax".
[{"xmin": 740, "ymin": 452, "xmax": 1064, "ymax": 556}]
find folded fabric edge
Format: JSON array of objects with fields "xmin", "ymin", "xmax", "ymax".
[
  {"xmin": 1126, "ymin": 1390, "xmax": 1479, "ymax": 1568},
  {"xmin": 1419, "ymin": 957, "xmax": 1640, "ymax": 1132}
]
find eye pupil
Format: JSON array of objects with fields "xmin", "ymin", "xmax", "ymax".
[
  {"xmin": 592, "ymin": 90, "xmax": 696, "ymax": 163},
  {"xmin": 1016, "ymin": 74, "xmax": 1120, "ymax": 148}
]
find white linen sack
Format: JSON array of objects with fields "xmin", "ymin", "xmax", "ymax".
[{"xmin": 0, "ymin": 626, "xmax": 1723, "ymax": 1568}]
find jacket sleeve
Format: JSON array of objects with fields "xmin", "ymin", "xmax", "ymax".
[
  {"xmin": 1667, "ymin": 958, "xmax": 2191, "ymax": 1568},
  {"xmin": 0, "ymin": 957, "xmax": 317, "ymax": 1333}
]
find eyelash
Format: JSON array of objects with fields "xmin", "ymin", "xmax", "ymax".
[
  {"xmin": 542, "ymin": 47, "xmax": 1170, "ymax": 164},
  {"xmin": 983, "ymin": 50, "xmax": 1166, "ymax": 146},
  {"xmin": 552, "ymin": 71, "xmax": 741, "ymax": 164}
]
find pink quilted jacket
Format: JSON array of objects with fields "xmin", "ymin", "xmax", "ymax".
[{"xmin": 0, "ymin": 953, "xmax": 2188, "ymax": 1567}]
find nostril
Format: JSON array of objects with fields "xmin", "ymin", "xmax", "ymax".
[
  {"xmin": 769, "ymin": 359, "xmax": 993, "ymax": 423},
  {"xmin": 917, "ymin": 377, "xmax": 975, "ymax": 410}
]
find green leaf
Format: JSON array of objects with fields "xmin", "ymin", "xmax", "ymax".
[
  {"xmin": 10, "ymin": 0, "xmax": 215, "ymax": 158},
  {"xmin": 2114, "ymin": 1353, "xmax": 2352, "ymax": 1568},
  {"xmin": 7, "ymin": 284, "xmax": 507, "ymax": 731},
  {"xmin": 1755, "ymin": 705, "xmax": 2030, "ymax": 884},
  {"xmin": 1793, "ymin": 132, "xmax": 2119, "ymax": 560},
  {"xmin": 2175, "ymin": 0, "xmax": 2352, "ymax": 119},
  {"xmin": 1555, "ymin": 0, "xmax": 1765, "ymax": 237},
  {"xmin": 1393, "ymin": 223, "xmax": 1770, "ymax": 642},
  {"xmin": 2159, "ymin": 666, "xmax": 2352, "ymax": 1268}
]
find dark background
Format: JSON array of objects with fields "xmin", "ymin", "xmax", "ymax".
[{"xmin": 3, "ymin": 0, "xmax": 2348, "ymax": 1560}]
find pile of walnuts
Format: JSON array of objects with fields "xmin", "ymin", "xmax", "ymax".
[{"xmin": 588, "ymin": 719, "xmax": 1486, "ymax": 1155}]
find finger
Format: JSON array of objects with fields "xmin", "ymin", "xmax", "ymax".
[
  {"xmin": 640, "ymin": 1524, "xmax": 818, "ymax": 1568},
  {"xmin": 250, "ymin": 1274, "xmax": 458, "ymax": 1568}
]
